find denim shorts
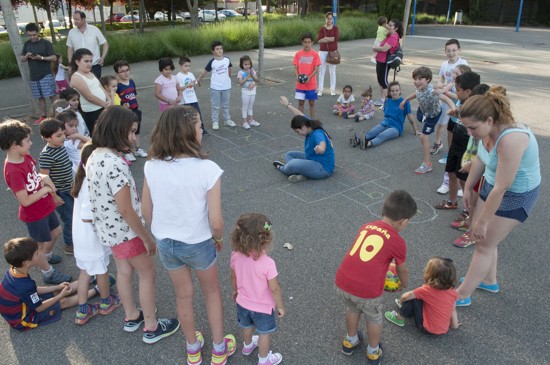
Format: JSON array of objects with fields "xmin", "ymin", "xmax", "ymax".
[
  {"xmin": 25, "ymin": 211, "xmax": 60, "ymax": 243},
  {"xmin": 236, "ymin": 303, "xmax": 277, "ymax": 334},
  {"xmin": 157, "ymin": 238, "xmax": 217, "ymax": 271}
]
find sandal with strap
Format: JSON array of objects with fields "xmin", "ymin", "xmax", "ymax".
[{"xmin": 435, "ymin": 200, "xmax": 458, "ymax": 210}]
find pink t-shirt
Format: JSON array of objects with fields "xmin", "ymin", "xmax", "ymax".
[
  {"xmin": 230, "ymin": 251, "xmax": 278, "ymax": 314},
  {"xmin": 375, "ymin": 33, "xmax": 399, "ymax": 63},
  {"xmin": 154, "ymin": 74, "xmax": 178, "ymax": 106}
]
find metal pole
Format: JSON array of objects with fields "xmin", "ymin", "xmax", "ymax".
[
  {"xmin": 411, "ymin": 0, "xmax": 417, "ymax": 35},
  {"xmin": 171, "ymin": 0, "xmax": 174, "ymax": 28},
  {"xmin": 515, "ymin": 0, "xmax": 524, "ymax": 32},
  {"xmin": 446, "ymin": 0, "xmax": 452, "ymax": 23},
  {"xmin": 332, "ymin": 0, "xmax": 337, "ymax": 25}
]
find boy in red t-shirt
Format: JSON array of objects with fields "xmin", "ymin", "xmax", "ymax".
[
  {"xmin": 335, "ymin": 190, "xmax": 416, "ymax": 365},
  {"xmin": 0, "ymin": 120, "xmax": 71, "ymax": 285},
  {"xmin": 293, "ymin": 32, "xmax": 321, "ymax": 119}
]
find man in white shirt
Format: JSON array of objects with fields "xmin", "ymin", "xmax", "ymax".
[{"xmin": 66, "ymin": 11, "xmax": 109, "ymax": 79}]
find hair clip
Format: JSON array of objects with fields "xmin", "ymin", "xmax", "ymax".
[
  {"xmin": 263, "ymin": 222, "xmax": 272, "ymax": 231},
  {"xmin": 55, "ymin": 105, "xmax": 71, "ymax": 113}
]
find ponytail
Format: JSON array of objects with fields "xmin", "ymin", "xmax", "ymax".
[{"xmin": 459, "ymin": 86, "xmax": 514, "ymax": 127}]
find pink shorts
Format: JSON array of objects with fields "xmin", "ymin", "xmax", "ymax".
[{"xmin": 111, "ymin": 236, "xmax": 147, "ymax": 260}]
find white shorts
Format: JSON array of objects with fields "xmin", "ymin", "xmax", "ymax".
[{"xmin": 75, "ymin": 246, "xmax": 112, "ymax": 275}]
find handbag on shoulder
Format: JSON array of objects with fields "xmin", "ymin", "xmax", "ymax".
[{"xmin": 323, "ymin": 27, "xmax": 341, "ymax": 65}]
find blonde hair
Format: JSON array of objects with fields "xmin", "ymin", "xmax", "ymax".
[
  {"xmin": 459, "ymin": 86, "xmax": 514, "ymax": 127},
  {"xmin": 423, "ymin": 257, "xmax": 457, "ymax": 290},
  {"xmin": 230, "ymin": 213, "xmax": 273, "ymax": 260}
]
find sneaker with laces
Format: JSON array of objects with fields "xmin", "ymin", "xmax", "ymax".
[
  {"xmin": 75, "ymin": 303, "xmax": 100, "ymax": 325},
  {"xmin": 459, "ymin": 277, "xmax": 500, "ymax": 293},
  {"xmin": 210, "ymin": 334, "xmax": 236, "ymax": 365},
  {"xmin": 258, "ymin": 351, "xmax": 282, "ymax": 365},
  {"xmin": 348, "ymin": 129, "xmax": 361, "ymax": 147},
  {"xmin": 341, "ymin": 331, "xmax": 362, "ymax": 356},
  {"xmin": 456, "ymin": 297, "xmax": 472, "ymax": 307},
  {"xmin": 243, "ymin": 122, "xmax": 251, "ymax": 130},
  {"xmin": 430, "ymin": 142, "xmax": 443, "ymax": 154},
  {"xmin": 124, "ymin": 310, "xmax": 144, "ymax": 332},
  {"xmin": 242, "ymin": 335, "xmax": 258, "ymax": 355},
  {"xmin": 367, "ymin": 347, "xmax": 383, "ymax": 365},
  {"xmin": 187, "ymin": 330, "xmax": 205, "ymax": 365},
  {"xmin": 415, "ymin": 163, "xmax": 433, "ymax": 174},
  {"xmin": 384, "ymin": 310, "xmax": 405, "ymax": 327},
  {"xmin": 47, "ymin": 254, "xmax": 62, "ymax": 264},
  {"xmin": 224, "ymin": 120, "xmax": 236, "ymax": 127},
  {"xmin": 451, "ymin": 217, "xmax": 470, "ymax": 231},
  {"xmin": 288, "ymin": 175, "xmax": 307, "ymax": 183},
  {"xmin": 64, "ymin": 245, "xmax": 74, "ymax": 255},
  {"xmin": 437, "ymin": 184, "xmax": 449, "ymax": 194},
  {"xmin": 142, "ymin": 318, "xmax": 180, "ymax": 344},
  {"xmin": 100, "ymin": 294, "xmax": 121, "ymax": 315},
  {"xmin": 249, "ymin": 120, "xmax": 260, "ymax": 127},
  {"xmin": 273, "ymin": 161, "xmax": 284, "ymax": 170},
  {"xmin": 43, "ymin": 269, "xmax": 72, "ymax": 284},
  {"xmin": 435, "ymin": 200, "xmax": 458, "ymax": 209},
  {"xmin": 212, "ymin": 122, "xmax": 220, "ymax": 130},
  {"xmin": 438, "ymin": 154, "xmax": 448, "ymax": 164},
  {"xmin": 135, "ymin": 148, "xmax": 148, "ymax": 158},
  {"xmin": 453, "ymin": 231, "xmax": 475, "ymax": 248},
  {"xmin": 124, "ymin": 153, "xmax": 137, "ymax": 162},
  {"xmin": 89, "ymin": 273, "xmax": 117, "ymax": 287}
]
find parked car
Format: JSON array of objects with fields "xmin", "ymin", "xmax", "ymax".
[
  {"xmin": 44, "ymin": 19, "xmax": 64, "ymax": 29},
  {"xmin": 154, "ymin": 11, "xmax": 183, "ymax": 21},
  {"xmin": 129, "ymin": 10, "xmax": 150, "ymax": 21},
  {"xmin": 218, "ymin": 9, "xmax": 242, "ymax": 18},
  {"xmin": 198, "ymin": 9, "xmax": 226, "ymax": 22},
  {"xmin": 120, "ymin": 15, "xmax": 140, "ymax": 22},
  {"xmin": 108, "ymin": 13, "xmax": 125, "ymax": 22},
  {"xmin": 177, "ymin": 10, "xmax": 193, "ymax": 20},
  {"xmin": 235, "ymin": 6, "xmax": 251, "ymax": 15},
  {"xmin": 0, "ymin": 26, "xmax": 6, "ymax": 34}
]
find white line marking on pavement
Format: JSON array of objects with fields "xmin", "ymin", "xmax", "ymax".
[{"xmin": 409, "ymin": 35, "xmax": 513, "ymax": 45}]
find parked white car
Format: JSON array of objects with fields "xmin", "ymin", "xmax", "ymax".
[
  {"xmin": 198, "ymin": 10, "xmax": 226, "ymax": 22},
  {"xmin": 154, "ymin": 11, "xmax": 183, "ymax": 21},
  {"xmin": 0, "ymin": 26, "xmax": 6, "ymax": 34}
]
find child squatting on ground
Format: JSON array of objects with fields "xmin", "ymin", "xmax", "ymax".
[
  {"xmin": 230, "ymin": 213, "xmax": 285, "ymax": 365},
  {"xmin": 348, "ymin": 86, "xmax": 376, "ymax": 122},
  {"xmin": 332, "ymin": 85, "xmax": 355, "ymax": 118},
  {"xmin": 335, "ymin": 190, "xmax": 416, "ymax": 365}
]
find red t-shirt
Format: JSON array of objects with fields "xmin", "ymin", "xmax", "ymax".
[
  {"xmin": 293, "ymin": 49, "xmax": 321, "ymax": 91},
  {"xmin": 317, "ymin": 25, "xmax": 339, "ymax": 52},
  {"xmin": 335, "ymin": 220, "xmax": 406, "ymax": 299},
  {"xmin": 413, "ymin": 284, "xmax": 458, "ymax": 335},
  {"xmin": 3, "ymin": 155, "xmax": 56, "ymax": 222}
]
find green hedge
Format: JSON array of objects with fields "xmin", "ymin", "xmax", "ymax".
[{"xmin": 0, "ymin": 15, "xmax": 377, "ymax": 79}]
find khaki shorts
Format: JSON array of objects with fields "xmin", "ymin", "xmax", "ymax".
[{"xmin": 337, "ymin": 287, "xmax": 383, "ymax": 324}]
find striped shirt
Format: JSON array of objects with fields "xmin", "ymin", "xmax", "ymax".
[
  {"xmin": 39, "ymin": 145, "xmax": 74, "ymax": 192},
  {"xmin": 0, "ymin": 268, "xmax": 41, "ymax": 331}
]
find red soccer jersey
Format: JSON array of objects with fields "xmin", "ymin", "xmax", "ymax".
[
  {"xmin": 413, "ymin": 284, "xmax": 458, "ymax": 335},
  {"xmin": 3, "ymin": 155, "xmax": 56, "ymax": 222},
  {"xmin": 293, "ymin": 49, "xmax": 321, "ymax": 91},
  {"xmin": 335, "ymin": 220, "xmax": 406, "ymax": 298}
]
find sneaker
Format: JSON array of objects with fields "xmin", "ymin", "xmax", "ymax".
[
  {"xmin": 212, "ymin": 122, "xmax": 220, "ymax": 130},
  {"xmin": 456, "ymin": 297, "xmax": 472, "ymax": 307},
  {"xmin": 317, "ymin": 90, "xmax": 323, "ymax": 97},
  {"xmin": 453, "ymin": 231, "xmax": 475, "ymax": 248},
  {"xmin": 348, "ymin": 129, "xmax": 361, "ymax": 147},
  {"xmin": 47, "ymin": 254, "xmax": 62, "ymax": 265},
  {"xmin": 430, "ymin": 142, "xmax": 443, "ymax": 154},
  {"xmin": 258, "ymin": 351, "xmax": 282, "ymax": 365},
  {"xmin": 135, "ymin": 148, "xmax": 148, "ymax": 158},
  {"xmin": 415, "ymin": 163, "xmax": 433, "ymax": 174},
  {"xmin": 242, "ymin": 335, "xmax": 258, "ymax": 356},
  {"xmin": 341, "ymin": 334, "xmax": 361, "ymax": 356},
  {"xmin": 121, "ymin": 155, "xmax": 132, "ymax": 166},
  {"xmin": 395, "ymin": 298, "xmax": 402, "ymax": 309},
  {"xmin": 75, "ymin": 303, "xmax": 99, "ymax": 325},
  {"xmin": 354, "ymin": 115, "xmax": 360, "ymax": 123},
  {"xmin": 125, "ymin": 153, "xmax": 137, "ymax": 162},
  {"xmin": 438, "ymin": 154, "xmax": 448, "ymax": 164},
  {"xmin": 435, "ymin": 200, "xmax": 458, "ymax": 209},
  {"xmin": 33, "ymin": 116, "xmax": 46, "ymax": 125},
  {"xmin": 333, "ymin": 109, "xmax": 339, "ymax": 115},
  {"xmin": 459, "ymin": 277, "xmax": 500, "ymax": 293},
  {"xmin": 210, "ymin": 334, "xmax": 236, "ymax": 365},
  {"xmin": 124, "ymin": 310, "xmax": 144, "ymax": 332},
  {"xmin": 224, "ymin": 120, "xmax": 236, "ymax": 127},
  {"xmin": 99, "ymin": 294, "xmax": 121, "ymax": 315},
  {"xmin": 451, "ymin": 216, "xmax": 470, "ymax": 231},
  {"xmin": 331, "ymin": 90, "xmax": 336, "ymax": 96},
  {"xmin": 288, "ymin": 175, "xmax": 307, "ymax": 183},
  {"xmin": 187, "ymin": 331, "xmax": 205, "ymax": 365},
  {"xmin": 64, "ymin": 245, "xmax": 74, "ymax": 255},
  {"xmin": 89, "ymin": 273, "xmax": 117, "ymax": 287},
  {"xmin": 458, "ymin": 189, "xmax": 463, "ymax": 198},
  {"xmin": 437, "ymin": 184, "xmax": 449, "ymax": 194},
  {"xmin": 43, "ymin": 269, "xmax": 72, "ymax": 284},
  {"xmin": 273, "ymin": 161, "xmax": 285, "ymax": 170},
  {"xmin": 343, "ymin": 112, "xmax": 349, "ymax": 119},
  {"xmin": 243, "ymin": 122, "xmax": 251, "ymax": 130},
  {"xmin": 142, "ymin": 318, "xmax": 180, "ymax": 344},
  {"xmin": 202, "ymin": 128, "xmax": 210, "ymax": 135},
  {"xmin": 249, "ymin": 120, "xmax": 260, "ymax": 127},
  {"xmin": 384, "ymin": 310, "xmax": 405, "ymax": 327},
  {"xmin": 370, "ymin": 56, "xmax": 377, "ymax": 64},
  {"xmin": 367, "ymin": 347, "xmax": 383, "ymax": 365}
]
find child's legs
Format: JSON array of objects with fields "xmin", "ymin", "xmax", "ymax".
[
  {"xmin": 77, "ymin": 269, "xmax": 91, "ymax": 305},
  {"xmin": 345, "ymin": 309, "xmax": 361, "ymax": 337},
  {"xmin": 399, "ymin": 298, "xmax": 424, "ymax": 331},
  {"xmin": 60, "ymin": 281, "xmax": 96, "ymax": 309},
  {"xmin": 37, "ymin": 96, "xmax": 47, "ymax": 116},
  {"xmin": 247, "ymin": 94, "xmax": 256, "ymax": 121},
  {"xmin": 434, "ymin": 104, "xmax": 450, "ymax": 145},
  {"xmin": 113, "ymin": 258, "xmax": 139, "ymax": 319},
  {"xmin": 241, "ymin": 93, "xmax": 250, "ymax": 120},
  {"xmin": 210, "ymin": 89, "xmax": 222, "ymax": 123},
  {"xmin": 167, "ymin": 266, "xmax": 199, "ymax": 344},
  {"xmin": 258, "ymin": 333, "xmax": 272, "ymax": 358},
  {"xmin": 195, "ymin": 263, "xmax": 224, "ymax": 344},
  {"xmin": 242, "ymin": 326, "xmax": 255, "ymax": 346},
  {"xmin": 220, "ymin": 89, "xmax": 231, "ymax": 121},
  {"xmin": 420, "ymin": 134, "xmax": 431, "ymax": 164},
  {"xmin": 308, "ymin": 99, "xmax": 316, "ymax": 119},
  {"xmin": 55, "ymin": 191, "xmax": 74, "ymax": 246},
  {"xmin": 297, "ymin": 100, "xmax": 305, "ymax": 114},
  {"xmin": 96, "ymin": 273, "xmax": 112, "ymax": 300},
  {"xmin": 448, "ymin": 172, "xmax": 460, "ymax": 201},
  {"xmin": 366, "ymin": 321, "xmax": 381, "ymax": 348},
  {"xmin": 318, "ymin": 51, "xmax": 327, "ymax": 90},
  {"xmin": 127, "ymin": 253, "xmax": 157, "ymax": 330},
  {"xmin": 328, "ymin": 63, "xmax": 336, "ymax": 91},
  {"xmin": 368, "ymin": 126, "xmax": 399, "ymax": 147}
]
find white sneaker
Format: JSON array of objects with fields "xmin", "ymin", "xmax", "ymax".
[
  {"xmin": 330, "ymin": 90, "xmax": 336, "ymax": 96},
  {"xmin": 371, "ymin": 57, "xmax": 377, "ymax": 64},
  {"xmin": 437, "ymin": 184, "xmax": 449, "ymax": 194},
  {"xmin": 243, "ymin": 122, "xmax": 251, "ymax": 130},
  {"xmin": 249, "ymin": 120, "xmax": 260, "ymax": 127},
  {"xmin": 317, "ymin": 91, "xmax": 323, "ymax": 97},
  {"xmin": 374, "ymin": 98, "xmax": 384, "ymax": 106},
  {"xmin": 259, "ymin": 351, "xmax": 282, "ymax": 365},
  {"xmin": 134, "ymin": 148, "xmax": 147, "ymax": 158},
  {"xmin": 124, "ymin": 153, "xmax": 136, "ymax": 162},
  {"xmin": 458, "ymin": 189, "xmax": 463, "ymax": 198},
  {"xmin": 224, "ymin": 119, "xmax": 236, "ymax": 127},
  {"xmin": 212, "ymin": 122, "xmax": 220, "ymax": 130}
]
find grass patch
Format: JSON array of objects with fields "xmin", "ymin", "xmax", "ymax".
[{"xmin": 0, "ymin": 14, "xmax": 377, "ymax": 79}]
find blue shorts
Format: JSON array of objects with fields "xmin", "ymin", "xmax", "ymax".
[
  {"xmin": 479, "ymin": 182, "xmax": 540, "ymax": 223},
  {"xmin": 236, "ymin": 303, "xmax": 277, "ymax": 334},
  {"xmin": 295, "ymin": 89, "xmax": 318, "ymax": 101},
  {"xmin": 157, "ymin": 238, "xmax": 217, "ymax": 271},
  {"xmin": 33, "ymin": 293, "xmax": 62, "ymax": 326},
  {"xmin": 25, "ymin": 211, "xmax": 60, "ymax": 243},
  {"xmin": 417, "ymin": 109, "xmax": 441, "ymax": 135}
]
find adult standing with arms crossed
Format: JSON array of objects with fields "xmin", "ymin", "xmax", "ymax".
[
  {"xmin": 67, "ymin": 11, "xmax": 109, "ymax": 79},
  {"xmin": 372, "ymin": 19, "xmax": 403, "ymax": 107},
  {"xmin": 317, "ymin": 12, "xmax": 339, "ymax": 97}
]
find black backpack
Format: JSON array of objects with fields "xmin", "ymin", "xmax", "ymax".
[{"xmin": 387, "ymin": 46, "xmax": 403, "ymax": 70}]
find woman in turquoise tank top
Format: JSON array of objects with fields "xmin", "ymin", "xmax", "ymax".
[{"xmin": 454, "ymin": 87, "xmax": 540, "ymax": 307}]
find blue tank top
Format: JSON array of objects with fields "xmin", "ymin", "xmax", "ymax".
[{"xmin": 477, "ymin": 127, "xmax": 540, "ymax": 193}]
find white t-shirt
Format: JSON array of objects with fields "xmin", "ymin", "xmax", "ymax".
[
  {"xmin": 237, "ymin": 69, "xmax": 257, "ymax": 96},
  {"xmin": 64, "ymin": 138, "xmax": 81, "ymax": 172},
  {"xmin": 205, "ymin": 57, "xmax": 232, "ymax": 91},
  {"xmin": 439, "ymin": 58, "xmax": 468, "ymax": 84},
  {"xmin": 66, "ymin": 24, "xmax": 107, "ymax": 66},
  {"xmin": 144, "ymin": 157, "xmax": 223, "ymax": 244},
  {"xmin": 75, "ymin": 111, "xmax": 90, "ymax": 137},
  {"xmin": 87, "ymin": 150, "xmax": 143, "ymax": 247},
  {"xmin": 337, "ymin": 94, "xmax": 355, "ymax": 104},
  {"xmin": 176, "ymin": 71, "xmax": 198, "ymax": 104},
  {"xmin": 55, "ymin": 64, "xmax": 66, "ymax": 81}
]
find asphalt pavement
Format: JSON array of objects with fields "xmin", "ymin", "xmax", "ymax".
[{"xmin": 0, "ymin": 25, "xmax": 549, "ymax": 365}]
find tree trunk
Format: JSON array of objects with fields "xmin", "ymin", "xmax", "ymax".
[
  {"xmin": 138, "ymin": 0, "xmax": 146, "ymax": 33},
  {"xmin": 99, "ymin": 0, "xmax": 106, "ymax": 33},
  {"xmin": 186, "ymin": 0, "xmax": 199, "ymax": 28},
  {"xmin": 67, "ymin": 0, "xmax": 73, "ymax": 28},
  {"xmin": 0, "ymin": 0, "xmax": 37, "ymax": 115},
  {"xmin": 32, "ymin": 4, "xmax": 39, "ymax": 26},
  {"xmin": 109, "ymin": 0, "xmax": 114, "ymax": 24},
  {"xmin": 244, "ymin": 0, "xmax": 248, "ymax": 19},
  {"xmin": 128, "ymin": 1, "xmax": 137, "ymax": 33},
  {"xmin": 45, "ymin": 6, "xmax": 56, "ymax": 44}
]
